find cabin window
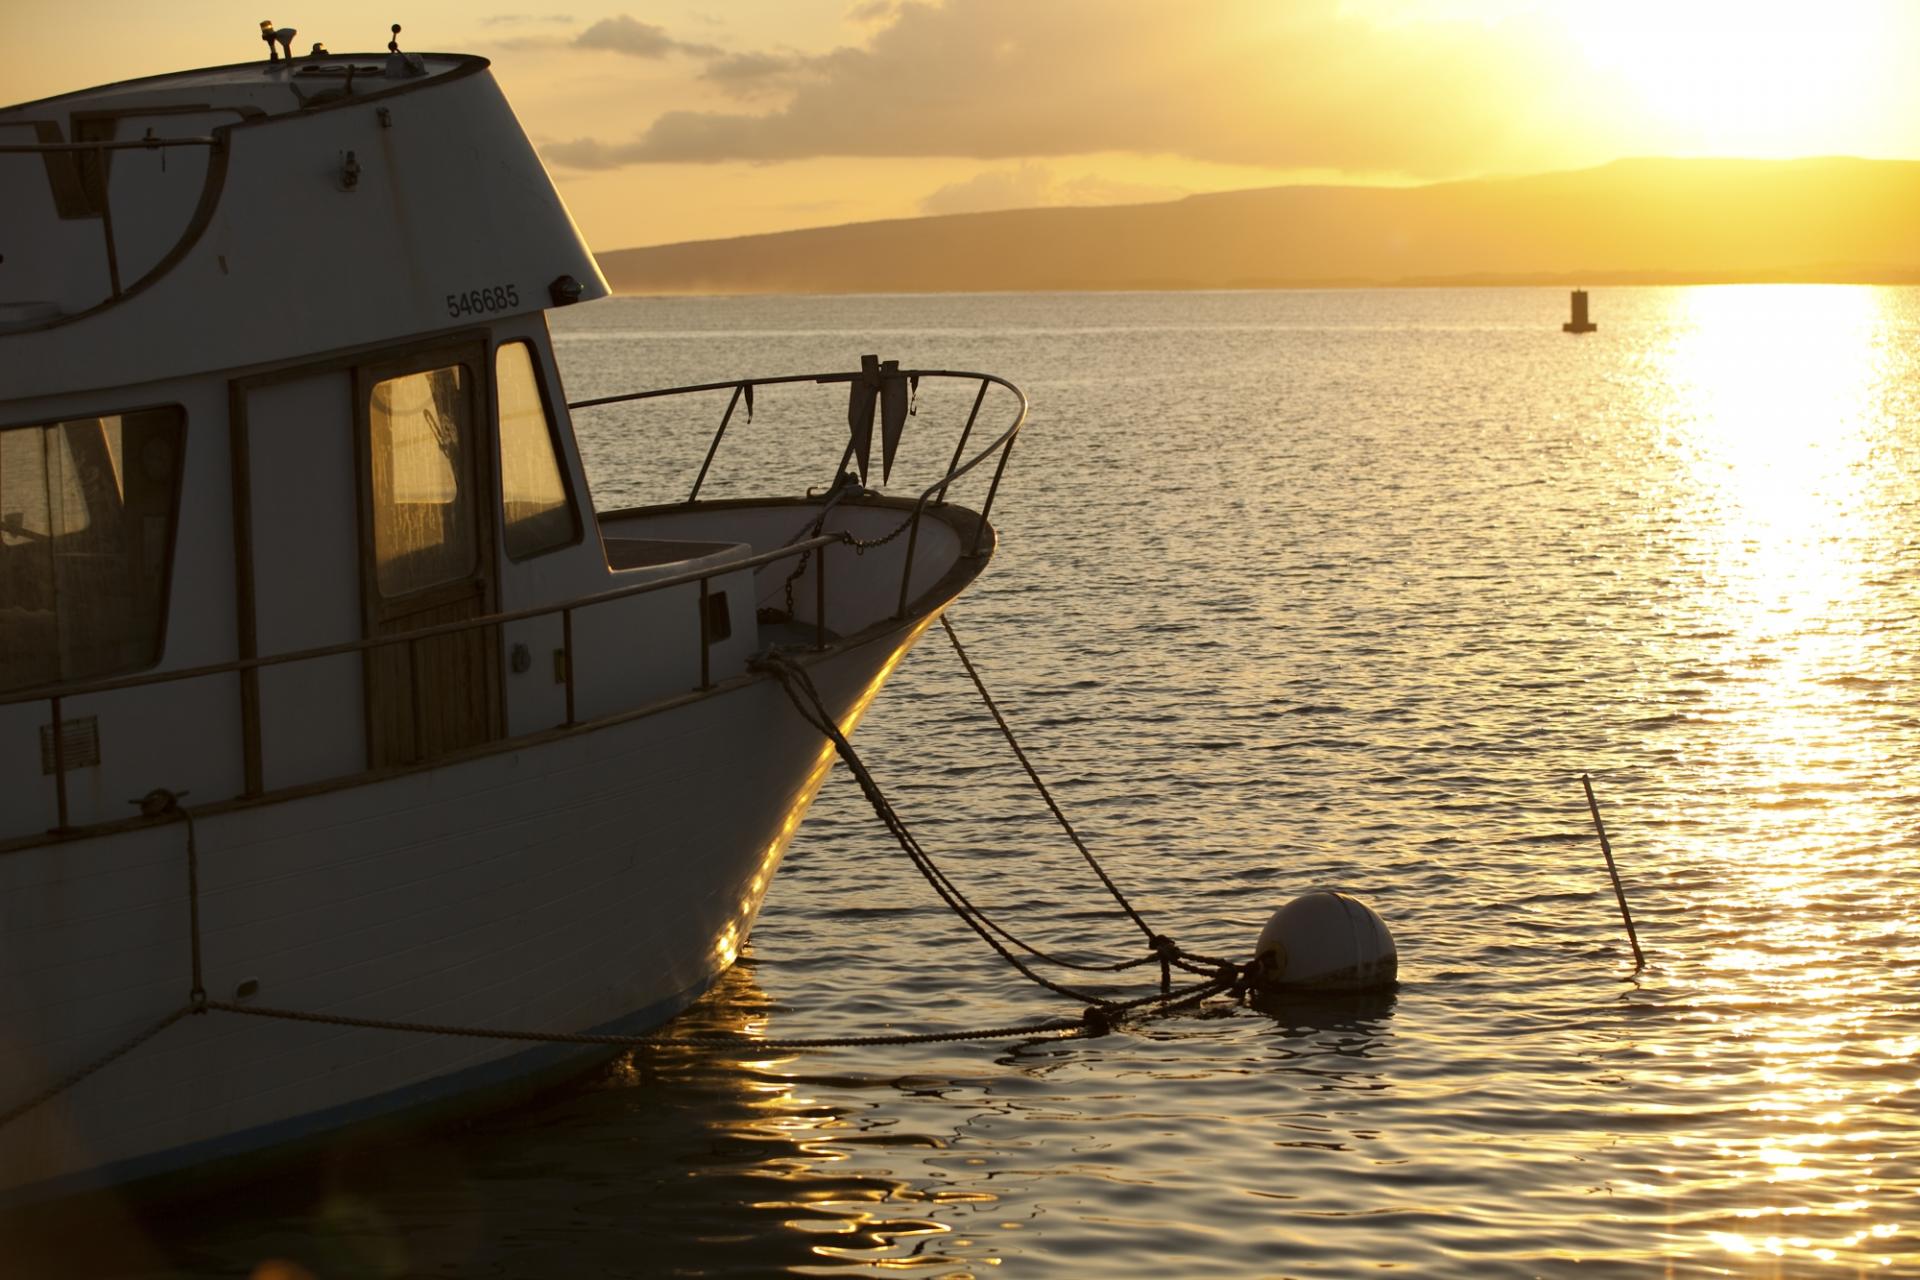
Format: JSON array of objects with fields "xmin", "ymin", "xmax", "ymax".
[
  {"xmin": 368, "ymin": 365, "xmax": 480, "ymax": 597},
  {"xmin": 0, "ymin": 408, "xmax": 184, "ymax": 692},
  {"xmin": 495, "ymin": 341, "xmax": 579, "ymax": 559}
]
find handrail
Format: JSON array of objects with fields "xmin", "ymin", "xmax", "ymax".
[
  {"xmin": 0, "ymin": 137, "xmax": 219, "ymax": 153},
  {"xmin": 0, "ymin": 533, "xmax": 843, "ymax": 709},
  {"xmin": 569, "ymin": 365, "xmax": 1030, "ymax": 611}
]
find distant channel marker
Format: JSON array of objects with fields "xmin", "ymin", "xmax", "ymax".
[{"xmin": 1563, "ymin": 288, "xmax": 1598, "ymax": 333}]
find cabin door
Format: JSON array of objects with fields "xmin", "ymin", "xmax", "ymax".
[
  {"xmin": 237, "ymin": 369, "xmax": 366, "ymax": 792},
  {"xmin": 355, "ymin": 344, "xmax": 502, "ymax": 767}
]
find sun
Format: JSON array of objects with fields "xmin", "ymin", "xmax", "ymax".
[{"xmin": 1554, "ymin": 0, "xmax": 1906, "ymax": 157}]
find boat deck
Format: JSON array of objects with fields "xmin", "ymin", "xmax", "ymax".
[{"xmin": 605, "ymin": 538, "xmax": 742, "ymax": 571}]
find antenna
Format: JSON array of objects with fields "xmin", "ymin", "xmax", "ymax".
[{"xmin": 385, "ymin": 23, "xmax": 426, "ymax": 77}]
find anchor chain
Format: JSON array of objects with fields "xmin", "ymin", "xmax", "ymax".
[{"xmin": 776, "ymin": 480, "xmax": 921, "ymax": 618}]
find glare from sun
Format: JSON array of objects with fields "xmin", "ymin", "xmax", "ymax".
[{"xmin": 1555, "ymin": 1, "xmax": 1902, "ymax": 157}]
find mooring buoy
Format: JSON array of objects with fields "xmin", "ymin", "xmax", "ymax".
[{"xmin": 1252, "ymin": 891, "xmax": 1397, "ymax": 992}]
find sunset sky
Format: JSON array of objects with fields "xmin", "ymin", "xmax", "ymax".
[{"xmin": 6, "ymin": 0, "xmax": 1919, "ymax": 251}]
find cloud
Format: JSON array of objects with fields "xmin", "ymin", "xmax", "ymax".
[
  {"xmin": 543, "ymin": 137, "xmax": 629, "ymax": 169},
  {"xmin": 1057, "ymin": 173, "xmax": 1189, "ymax": 207},
  {"xmin": 574, "ymin": 14, "xmax": 719, "ymax": 58},
  {"xmin": 544, "ymin": 0, "xmax": 1587, "ymax": 175},
  {"xmin": 918, "ymin": 162, "xmax": 1187, "ymax": 216},
  {"xmin": 920, "ymin": 162, "xmax": 1058, "ymax": 216},
  {"xmin": 699, "ymin": 51, "xmax": 816, "ymax": 100}
]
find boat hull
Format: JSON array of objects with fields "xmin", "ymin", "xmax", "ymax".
[{"xmin": 0, "ymin": 615, "xmax": 932, "ymax": 1206}]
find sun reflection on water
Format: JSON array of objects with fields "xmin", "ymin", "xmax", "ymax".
[
  {"xmin": 631, "ymin": 960, "xmax": 1003, "ymax": 1274},
  {"xmin": 538, "ymin": 287, "xmax": 1920, "ymax": 1277},
  {"xmin": 1624, "ymin": 286, "xmax": 1919, "ymax": 1272}
]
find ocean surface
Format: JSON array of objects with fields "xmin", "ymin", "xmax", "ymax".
[{"xmin": 154, "ymin": 287, "xmax": 1920, "ymax": 1277}]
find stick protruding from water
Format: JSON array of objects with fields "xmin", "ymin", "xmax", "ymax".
[{"xmin": 1581, "ymin": 773, "xmax": 1645, "ymax": 971}]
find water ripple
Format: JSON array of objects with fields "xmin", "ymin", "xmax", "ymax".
[{"xmin": 122, "ymin": 286, "xmax": 1920, "ymax": 1278}]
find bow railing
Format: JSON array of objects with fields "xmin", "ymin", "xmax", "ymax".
[{"xmin": 569, "ymin": 363, "xmax": 1028, "ymax": 617}]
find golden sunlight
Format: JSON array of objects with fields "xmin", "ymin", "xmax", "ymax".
[
  {"xmin": 1632, "ymin": 287, "xmax": 1914, "ymax": 1268},
  {"xmin": 1651, "ymin": 285, "xmax": 1900, "ymax": 802},
  {"xmin": 1558, "ymin": 2, "xmax": 1901, "ymax": 156},
  {"xmin": 1664, "ymin": 285, "xmax": 1882, "ymax": 540}
]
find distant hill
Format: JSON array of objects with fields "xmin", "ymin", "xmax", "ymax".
[{"xmin": 596, "ymin": 157, "xmax": 1920, "ymax": 295}]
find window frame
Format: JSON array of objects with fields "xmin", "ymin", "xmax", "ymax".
[
  {"xmin": 354, "ymin": 344, "xmax": 494, "ymax": 606},
  {"xmin": 0, "ymin": 400, "xmax": 189, "ymax": 692},
  {"xmin": 364, "ymin": 362, "xmax": 484, "ymax": 599},
  {"xmin": 490, "ymin": 336, "xmax": 584, "ymax": 563}
]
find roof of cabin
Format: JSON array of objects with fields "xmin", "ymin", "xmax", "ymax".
[
  {"xmin": 2, "ymin": 52, "xmax": 482, "ymax": 122},
  {"xmin": 0, "ymin": 52, "xmax": 608, "ymax": 404}
]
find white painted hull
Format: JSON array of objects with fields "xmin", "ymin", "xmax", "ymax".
[
  {"xmin": 0, "ymin": 45, "xmax": 1028, "ymax": 1211},
  {"xmin": 0, "ymin": 617, "xmax": 929, "ymax": 1206}
]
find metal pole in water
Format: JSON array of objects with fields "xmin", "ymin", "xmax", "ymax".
[
  {"xmin": 1581, "ymin": 773, "xmax": 1644, "ymax": 970},
  {"xmin": 1562, "ymin": 289, "xmax": 1597, "ymax": 333}
]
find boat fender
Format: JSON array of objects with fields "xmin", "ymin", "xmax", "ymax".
[{"xmin": 1252, "ymin": 891, "xmax": 1396, "ymax": 992}]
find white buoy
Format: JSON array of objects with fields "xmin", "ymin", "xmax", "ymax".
[{"xmin": 1252, "ymin": 891, "xmax": 1397, "ymax": 992}]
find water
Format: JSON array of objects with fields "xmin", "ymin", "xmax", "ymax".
[{"xmin": 158, "ymin": 288, "xmax": 1920, "ymax": 1276}]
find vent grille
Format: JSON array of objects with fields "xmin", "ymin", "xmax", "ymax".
[{"xmin": 39, "ymin": 716, "xmax": 101, "ymax": 774}]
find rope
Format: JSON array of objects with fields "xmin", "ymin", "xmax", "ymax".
[
  {"xmin": 760, "ymin": 653, "xmax": 1115, "ymax": 1003},
  {"xmin": 192, "ymin": 637, "xmax": 1250, "ymax": 1051},
  {"xmin": 757, "ymin": 653, "xmax": 1235, "ymax": 1011},
  {"xmin": 205, "ymin": 1000, "xmax": 1093, "ymax": 1050},
  {"xmin": 939, "ymin": 617, "xmax": 1155, "ymax": 941},
  {"xmin": 0, "ymin": 1000, "xmax": 1092, "ymax": 1140},
  {"xmin": 0, "ymin": 1007, "xmax": 191, "ymax": 1130},
  {"xmin": 938, "ymin": 618, "xmax": 1237, "ymax": 973},
  {"xmin": 0, "ymin": 618, "xmax": 1253, "ymax": 1137}
]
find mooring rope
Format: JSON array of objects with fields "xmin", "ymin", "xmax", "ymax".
[
  {"xmin": 937, "ymin": 617, "xmax": 1237, "ymax": 977},
  {"xmin": 0, "ymin": 1002, "xmax": 1097, "ymax": 1133},
  {"xmin": 0, "ymin": 615, "xmax": 1247, "ymax": 1135},
  {"xmin": 201, "ymin": 1000, "xmax": 1094, "ymax": 1051},
  {"xmin": 938, "ymin": 616, "xmax": 1156, "ymax": 942},
  {"xmin": 759, "ymin": 652, "xmax": 1121, "ymax": 1004},
  {"xmin": 755, "ymin": 651, "xmax": 1237, "ymax": 1012},
  {"xmin": 0, "ymin": 1007, "xmax": 191, "ymax": 1130}
]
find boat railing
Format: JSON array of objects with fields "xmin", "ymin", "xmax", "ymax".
[
  {"xmin": 0, "ymin": 134, "xmax": 223, "ymax": 303},
  {"xmin": 568, "ymin": 365, "xmax": 1028, "ymax": 617},
  {"xmin": 7, "ymin": 533, "xmax": 842, "ymax": 830},
  {"xmin": 1, "ymin": 364, "xmax": 1026, "ymax": 834}
]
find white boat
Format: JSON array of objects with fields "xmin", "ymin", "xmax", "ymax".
[{"xmin": 0, "ymin": 44, "xmax": 1024, "ymax": 1205}]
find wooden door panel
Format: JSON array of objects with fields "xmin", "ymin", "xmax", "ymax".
[
  {"xmin": 366, "ymin": 599, "xmax": 498, "ymax": 766},
  {"xmin": 357, "ymin": 346, "xmax": 502, "ymax": 769}
]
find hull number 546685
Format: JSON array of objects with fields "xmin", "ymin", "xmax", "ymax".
[{"xmin": 447, "ymin": 285, "xmax": 519, "ymax": 318}]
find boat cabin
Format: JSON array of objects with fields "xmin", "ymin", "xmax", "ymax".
[
  {"xmin": 0, "ymin": 41, "xmax": 1021, "ymax": 1212},
  {"xmin": 0, "ymin": 52, "xmax": 776, "ymax": 842}
]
